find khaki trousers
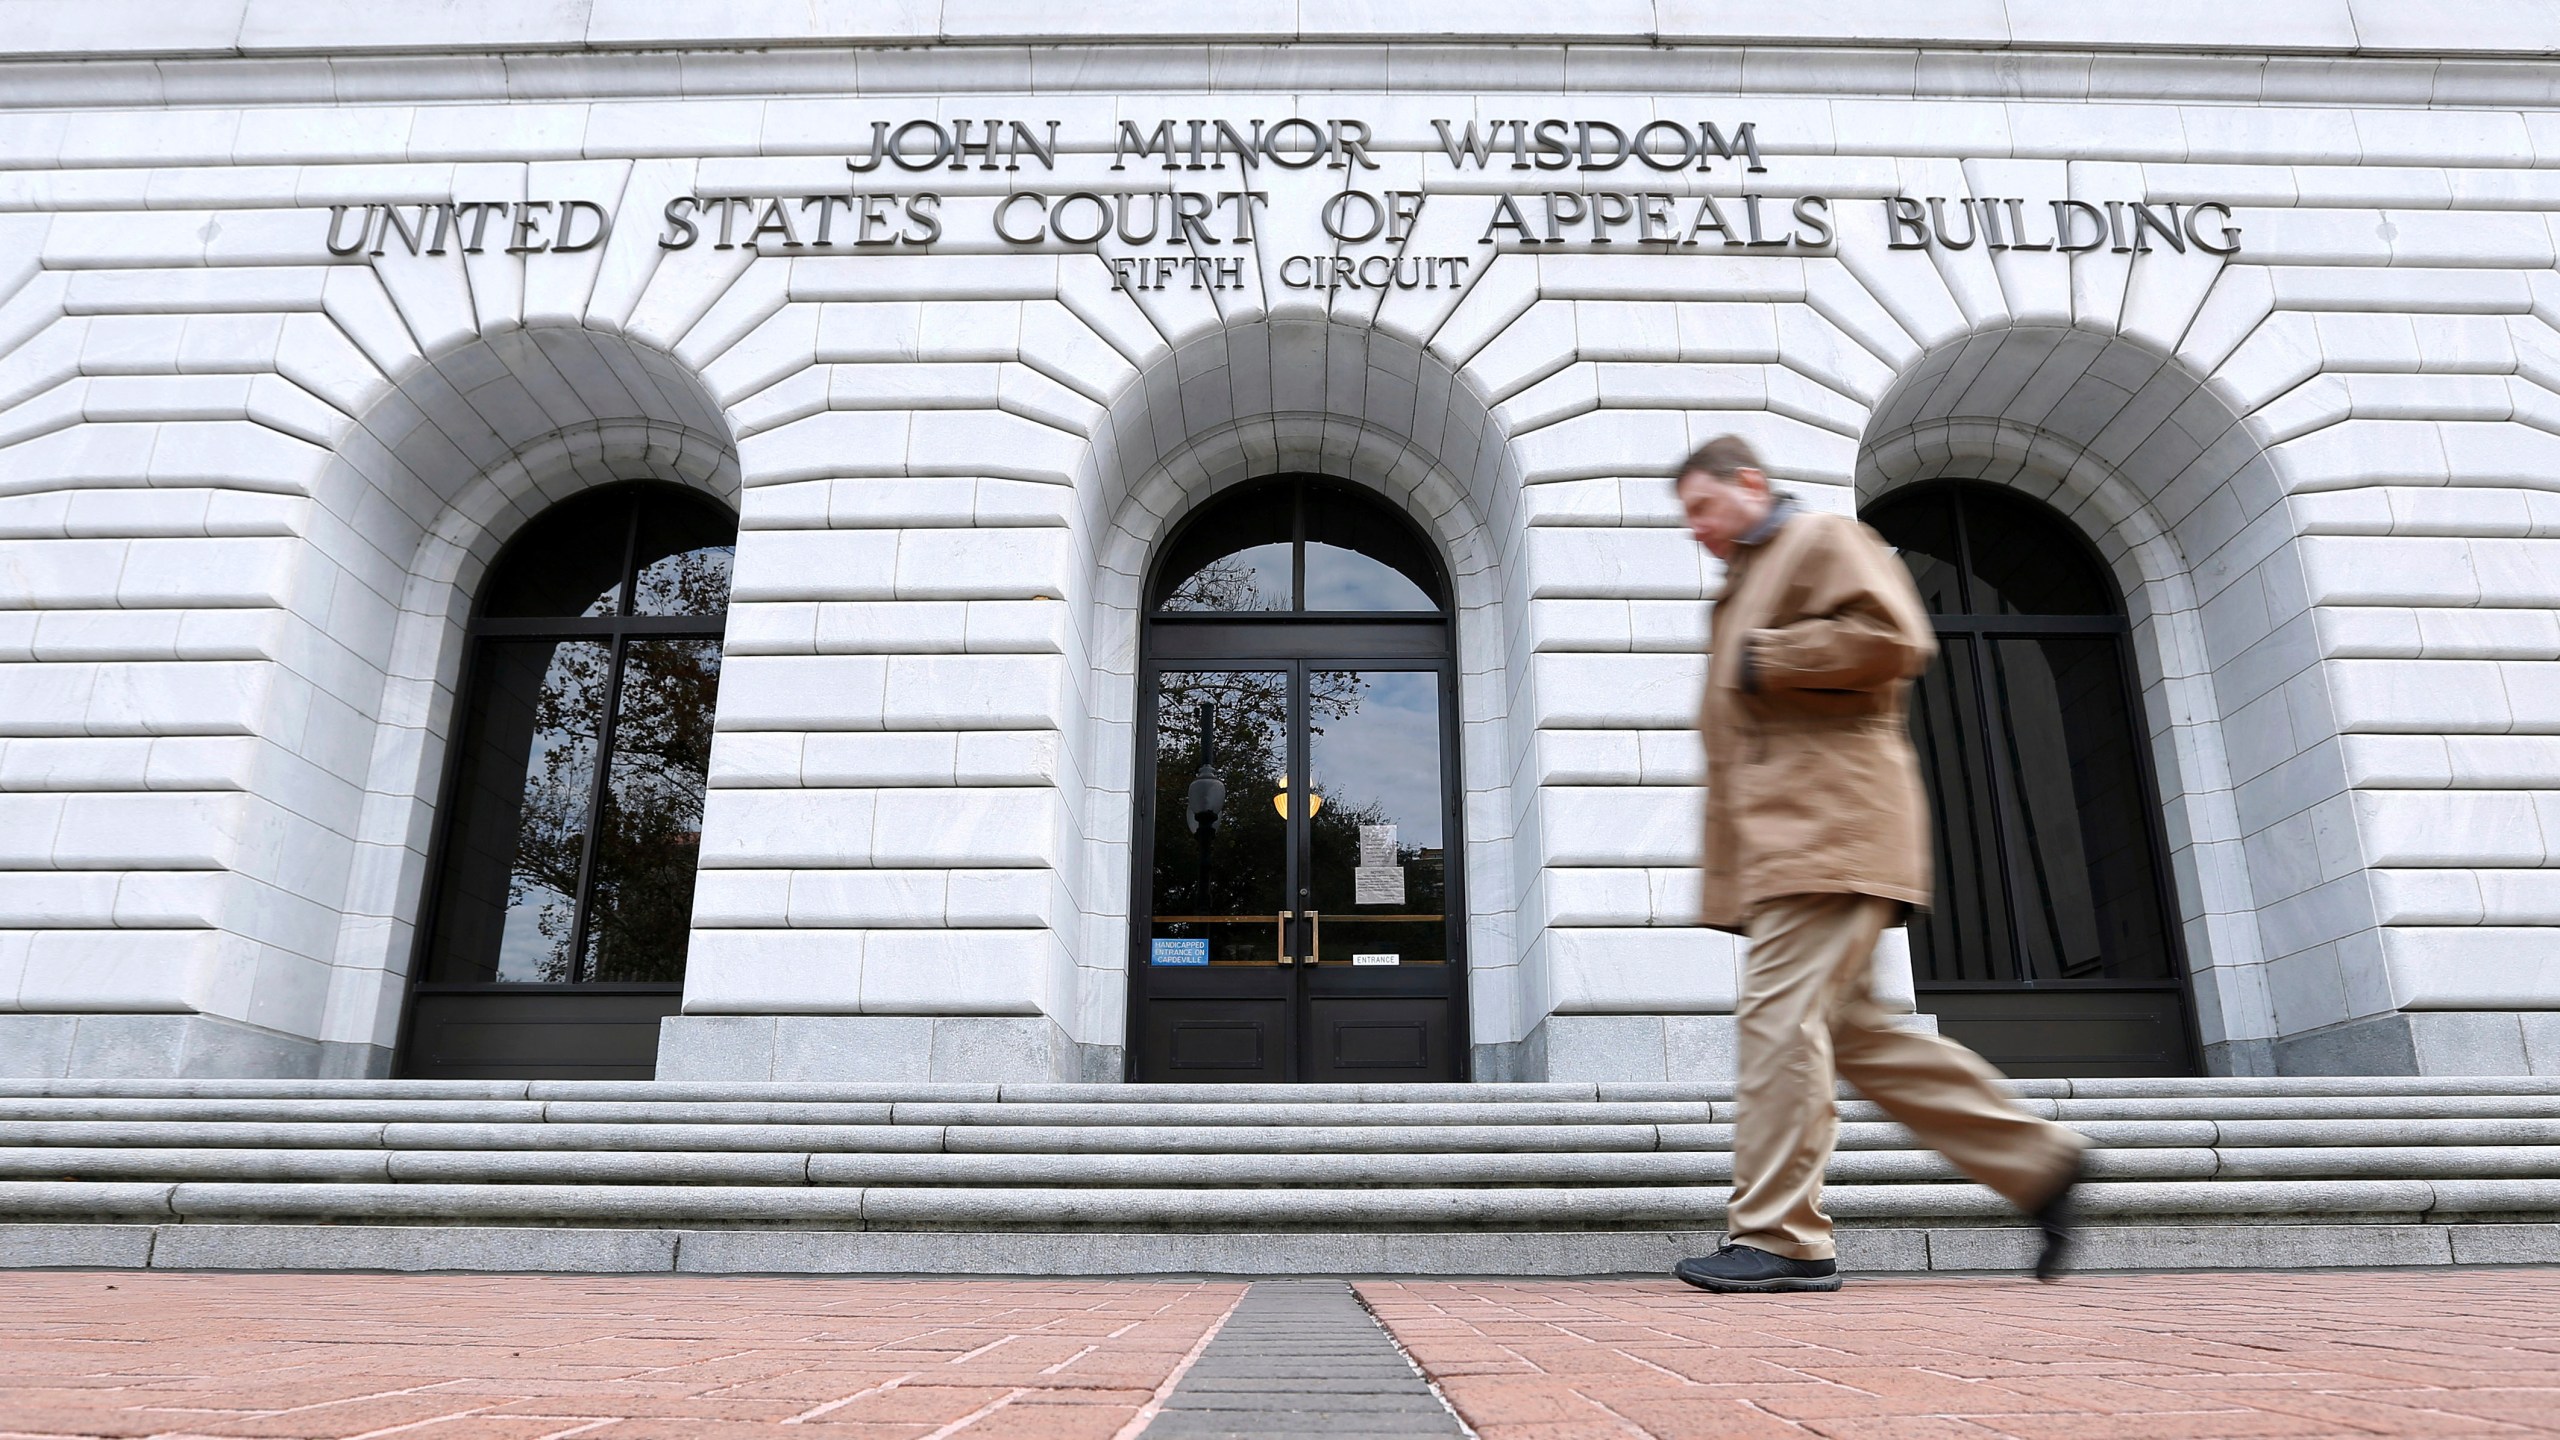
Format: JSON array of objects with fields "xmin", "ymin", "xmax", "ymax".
[{"xmin": 1728, "ymin": 892, "xmax": 2085, "ymax": 1261}]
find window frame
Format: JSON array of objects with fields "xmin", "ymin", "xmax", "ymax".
[
  {"xmin": 1866, "ymin": 480, "xmax": 2196, "ymax": 1007},
  {"xmin": 402, "ymin": 481, "xmax": 735, "ymax": 1003}
]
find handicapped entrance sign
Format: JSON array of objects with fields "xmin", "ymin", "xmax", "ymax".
[{"xmin": 1151, "ymin": 938, "xmax": 1210, "ymax": 967}]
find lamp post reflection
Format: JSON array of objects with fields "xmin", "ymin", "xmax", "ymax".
[{"xmin": 1187, "ymin": 700, "xmax": 1226, "ymax": 913}]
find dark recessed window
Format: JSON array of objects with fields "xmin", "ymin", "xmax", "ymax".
[
  {"xmin": 419, "ymin": 483, "xmax": 735, "ymax": 986},
  {"xmin": 1877, "ymin": 484, "xmax": 2115, "ymax": 619},
  {"xmin": 1865, "ymin": 482, "xmax": 2169, "ymax": 988},
  {"xmin": 1864, "ymin": 480, "xmax": 2196, "ymax": 1076}
]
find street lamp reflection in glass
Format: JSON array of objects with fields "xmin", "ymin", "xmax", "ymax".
[{"xmin": 1186, "ymin": 700, "xmax": 1226, "ymax": 911}]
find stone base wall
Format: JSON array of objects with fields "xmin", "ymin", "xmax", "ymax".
[
  {"xmin": 655, "ymin": 1014, "xmax": 1110, "ymax": 1084},
  {"xmin": 2273, "ymin": 1011, "xmax": 2560, "ymax": 1077},
  {"xmin": 1521, "ymin": 1013, "xmax": 1943, "ymax": 1084},
  {"xmin": 0, "ymin": 1014, "xmax": 322, "ymax": 1080}
]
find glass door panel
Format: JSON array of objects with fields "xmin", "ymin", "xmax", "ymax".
[
  {"xmin": 423, "ymin": 638, "xmax": 611, "ymax": 985},
  {"xmin": 1135, "ymin": 661, "xmax": 1462, "ymax": 1081},
  {"xmin": 1906, "ymin": 637, "xmax": 2012, "ymax": 985},
  {"xmin": 1981, "ymin": 637, "xmax": 2176, "ymax": 984},
  {"xmin": 584, "ymin": 637, "xmax": 720, "ymax": 983},
  {"xmin": 1149, "ymin": 669, "xmax": 1294, "ymax": 967},
  {"xmin": 1305, "ymin": 670, "xmax": 1447, "ymax": 968},
  {"xmin": 1909, "ymin": 636, "xmax": 2178, "ymax": 989},
  {"xmin": 1869, "ymin": 479, "xmax": 2196, "ymax": 1076},
  {"xmin": 402, "ymin": 484, "xmax": 737, "ymax": 1081}
]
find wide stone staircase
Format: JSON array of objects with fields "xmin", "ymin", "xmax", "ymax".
[{"xmin": 1, "ymin": 1076, "xmax": 2556, "ymax": 1275}]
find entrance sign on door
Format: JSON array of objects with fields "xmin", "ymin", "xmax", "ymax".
[{"xmin": 1152, "ymin": 939, "xmax": 1210, "ymax": 967}]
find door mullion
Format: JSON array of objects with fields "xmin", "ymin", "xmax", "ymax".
[
  {"xmin": 1128, "ymin": 663, "xmax": 1160, "ymax": 1038},
  {"xmin": 563, "ymin": 507, "xmax": 646, "ymax": 984},
  {"xmin": 563, "ymin": 636, "xmax": 627, "ymax": 984},
  {"xmin": 1287, "ymin": 658, "xmax": 1308, "ymax": 1081}
]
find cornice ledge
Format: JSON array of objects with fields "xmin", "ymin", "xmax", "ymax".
[{"xmin": 5, "ymin": 2, "xmax": 2560, "ymax": 65}]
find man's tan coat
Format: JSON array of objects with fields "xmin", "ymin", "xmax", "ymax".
[{"xmin": 1697, "ymin": 509, "xmax": 1938, "ymax": 933}]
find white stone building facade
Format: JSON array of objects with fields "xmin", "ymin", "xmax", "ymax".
[{"xmin": 3, "ymin": 2, "xmax": 2559, "ymax": 1085}]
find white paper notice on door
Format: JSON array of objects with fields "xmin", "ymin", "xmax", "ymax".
[
  {"xmin": 1358, "ymin": 823, "xmax": 1397, "ymax": 867},
  {"xmin": 1352, "ymin": 953, "xmax": 1399, "ymax": 966},
  {"xmin": 1354, "ymin": 865, "xmax": 1405, "ymax": 905}
]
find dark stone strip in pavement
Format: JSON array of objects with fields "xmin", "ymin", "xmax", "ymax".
[{"xmin": 1139, "ymin": 1279, "xmax": 1466, "ymax": 1438}]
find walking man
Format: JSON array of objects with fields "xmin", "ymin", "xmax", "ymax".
[{"xmin": 1669, "ymin": 436, "xmax": 2087, "ymax": 1294}]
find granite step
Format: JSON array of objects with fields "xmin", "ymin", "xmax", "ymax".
[
  {"xmin": 7, "ymin": 1093, "xmax": 2560, "ymax": 1128},
  {"xmin": 0, "ymin": 1176, "xmax": 2554, "ymax": 1228},
  {"xmin": 8, "ymin": 1115, "xmax": 2560, "ymax": 1156},
  {"xmin": 0, "ymin": 1078, "xmax": 2554, "ymax": 1275},
  {"xmin": 2, "ymin": 1143, "xmax": 2558, "ymax": 1187},
  {"xmin": 4, "ymin": 1077, "xmax": 2558, "ymax": 1103}
]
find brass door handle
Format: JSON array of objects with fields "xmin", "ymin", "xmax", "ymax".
[
  {"xmin": 1306, "ymin": 910, "xmax": 1320, "ymax": 966},
  {"xmin": 1277, "ymin": 911, "xmax": 1296, "ymax": 964}
]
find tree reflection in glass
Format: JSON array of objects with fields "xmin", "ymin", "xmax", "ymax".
[
  {"xmin": 1151, "ymin": 670, "xmax": 1293, "ymax": 961},
  {"xmin": 450, "ymin": 640, "xmax": 609, "ymax": 983},
  {"xmin": 1162, "ymin": 552, "xmax": 1291, "ymax": 612},
  {"xmin": 1148, "ymin": 479, "xmax": 1446, "ymax": 616},
  {"xmin": 423, "ymin": 484, "xmax": 734, "ymax": 987},
  {"xmin": 582, "ymin": 638, "xmax": 719, "ymax": 981},
  {"xmin": 1149, "ymin": 667, "xmax": 1450, "ymax": 966}
]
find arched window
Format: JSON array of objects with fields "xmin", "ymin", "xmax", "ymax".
[
  {"xmin": 402, "ymin": 483, "xmax": 734, "ymax": 1078},
  {"xmin": 1866, "ymin": 482, "xmax": 2196, "ymax": 1076},
  {"xmin": 1150, "ymin": 476, "xmax": 1445, "ymax": 614}
]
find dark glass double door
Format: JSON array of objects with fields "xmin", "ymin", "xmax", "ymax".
[{"xmin": 1133, "ymin": 651, "xmax": 1464, "ymax": 1082}]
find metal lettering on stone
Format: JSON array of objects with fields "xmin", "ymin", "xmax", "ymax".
[{"xmin": 299, "ymin": 116, "xmax": 2242, "ymax": 264}]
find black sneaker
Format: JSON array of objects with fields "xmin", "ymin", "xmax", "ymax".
[
  {"xmin": 2031, "ymin": 1151, "xmax": 2086, "ymax": 1283},
  {"xmin": 1672, "ymin": 1243, "xmax": 1841, "ymax": 1294}
]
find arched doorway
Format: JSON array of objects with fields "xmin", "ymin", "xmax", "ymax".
[
  {"xmin": 1130, "ymin": 477, "xmax": 1467, "ymax": 1082},
  {"xmin": 398, "ymin": 482, "xmax": 736, "ymax": 1079},
  {"xmin": 1865, "ymin": 482, "xmax": 2200, "ymax": 1077}
]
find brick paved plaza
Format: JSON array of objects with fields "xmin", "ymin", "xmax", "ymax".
[
  {"xmin": 3, "ymin": 1269, "xmax": 2557, "ymax": 1438},
  {"xmin": 1365, "ymin": 1272, "xmax": 2560, "ymax": 1438}
]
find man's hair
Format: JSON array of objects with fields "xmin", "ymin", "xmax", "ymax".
[{"xmin": 1675, "ymin": 434, "xmax": 1762, "ymax": 485}]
